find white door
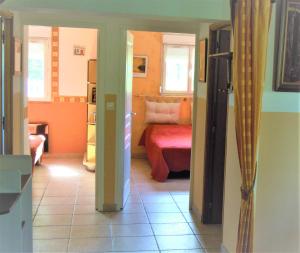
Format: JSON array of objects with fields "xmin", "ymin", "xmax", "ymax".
[{"xmin": 122, "ymin": 31, "xmax": 134, "ymax": 207}]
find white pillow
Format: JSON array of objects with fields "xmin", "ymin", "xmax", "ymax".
[{"xmin": 145, "ymin": 101, "xmax": 180, "ymax": 124}]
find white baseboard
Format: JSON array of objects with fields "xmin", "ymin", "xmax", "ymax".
[{"xmin": 43, "ymin": 153, "xmax": 84, "ymax": 159}]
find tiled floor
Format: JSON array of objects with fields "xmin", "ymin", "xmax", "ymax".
[{"xmin": 32, "ymin": 157, "xmax": 222, "ymax": 253}]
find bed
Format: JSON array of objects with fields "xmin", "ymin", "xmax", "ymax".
[{"xmin": 139, "ymin": 124, "xmax": 192, "ymax": 182}]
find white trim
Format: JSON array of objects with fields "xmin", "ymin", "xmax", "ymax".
[
  {"xmin": 161, "ymin": 43, "xmax": 195, "ymax": 95},
  {"xmin": 27, "ymin": 36, "xmax": 52, "ymax": 102}
]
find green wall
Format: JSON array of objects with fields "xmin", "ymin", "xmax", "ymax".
[{"xmin": 1, "ymin": 0, "xmax": 230, "ymax": 22}]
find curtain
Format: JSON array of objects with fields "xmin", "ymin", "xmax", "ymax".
[{"xmin": 231, "ymin": 0, "xmax": 272, "ymax": 252}]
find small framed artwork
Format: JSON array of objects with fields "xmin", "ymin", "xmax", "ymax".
[
  {"xmin": 74, "ymin": 45, "xmax": 85, "ymax": 56},
  {"xmin": 133, "ymin": 56, "xmax": 148, "ymax": 77},
  {"xmin": 199, "ymin": 38, "xmax": 208, "ymax": 82},
  {"xmin": 273, "ymin": 0, "xmax": 300, "ymax": 92}
]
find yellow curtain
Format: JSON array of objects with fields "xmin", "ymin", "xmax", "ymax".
[{"xmin": 231, "ymin": 0, "xmax": 272, "ymax": 252}]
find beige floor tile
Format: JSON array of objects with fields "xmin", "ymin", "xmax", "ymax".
[
  {"xmin": 172, "ymin": 194, "xmax": 189, "ymax": 202},
  {"xmin": 125, "ymin": 193, "xmax": 142, "ymax": 204},
  {"xmin": 40, "ymin": 196, "xmax": 76, "ymax": 205},
  {"xmin": 144, "ymin": 203, "xmax": 180, "ymax": 213},
  {"xmin": 33, "ymin": 226, "xmax": 71, "ymax": 239},
  {"xmin": 44, "ymin": 188, "xmax": 77, "ymax": 197},
  {"xmin": 148, "ymin": 212, "xmax": 186, "ymax": 224},
  {"xmin": 33, "ymin": 215, "xmax": 73, "ymax": 226},
  {"xmin": 156, "ymin": 235, "xmax": 202, "ymax": 250},
  {"xmin": 182, "ymin": 212, "xmax": 199, "ymax": 223},
  {"xmin": 76, "ymin": 196, "xmax": 95, "ymax": 205},
  {"xmin": 176, "ymin": 201, "xmax": 190, "ymax": 212},
  {"xmin": 32, "ymin": 182, "xmax": 48, "ymax": 190},
  {"xmin": 37, "ymin": 205, "xmax": 74, "ymax": 215},
  {"xmin": 151, "ymin": 223, "xmax": 193, "ymax": 236},
  {"xmin": 111, "ymin": 224, "xmax": 153, "ymax": 237},
  {"xmin": 141, "ymin": 193, "xmax": 174, "ymax": 204},
  {"xmin": 189, "ymin": 223, "xmax": 222, "ymax": 235},
  {"xmin": 111, "ymin": 236, "xmax": 158, "ymax": 251},
  {"xmin": 74, "ymin": 204, "xmax": 98, "ymax": 214},
  {"xmin": 33, "ymin": 189, "xmax": 46, "ymax": 198},
  {"xmin": 196, "ymin": 234, "xmax": 222, "ymax": 249},
  {"xmin": 161, "ymin": 250, "xmax": 205, "ymax": 253},
  {"xmin": 70, "ymin": 225, "xmax": 111, "ymax": 238},
  {"xmin": 72, "ymin": 214, "xmax": 110, "ymax": 225},
  {"xmin": 122, "ymin": 202, "xmax": 145, "ymax": 213},
  {"xmin": 68, "ymin": 237, "xmax": 112, "ymax": 253},
  {"xmin": 107, "ymin": 212, "xmax": 149, "ymax": 224},
  {"xmin": 33, "ymin": 239, "xmax": 68, "ymax": 252},
  {"xmin": 31, "ymin": 158, "xmax": 222, "ymax": 253}
]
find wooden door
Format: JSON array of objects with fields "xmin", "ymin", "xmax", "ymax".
[{"xmin": 202, "ymin": 24, "xmax": 231, "ymax": 224}]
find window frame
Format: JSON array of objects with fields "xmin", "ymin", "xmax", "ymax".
[
  {"xmin": 27, "ymin": 36, "xmax": 52, "ymax": 102},
  {"xmin": 161, "ymin": 43, "xmax": 195, "ymax": 96}
]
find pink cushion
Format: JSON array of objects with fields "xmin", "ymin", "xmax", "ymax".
[{"xmin": 145, "ymin": 101, "xmax": 180, "ymax": 124}]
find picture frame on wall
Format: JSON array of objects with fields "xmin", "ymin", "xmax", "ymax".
[
  {"xmin": 133, "ymin": 55, "xmax": 148, "ymax": 77},
  {"xmin": 273, "ymin": 0, "xmax": 300, "ymax": 92},
  {"xmin": 199, "ymin": 38, "xmax": 208, "ymax": 82}
]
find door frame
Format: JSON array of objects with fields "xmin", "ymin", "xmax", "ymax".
[
  {"xmin": 116, "ymin": 27, "xmax": 200, "ymax": 210},
  {"xmin": 20, "ymin": 20, "xmax": 103, "ymax": 208},
  {"xmin": 202, "ymin": 22, "xmax": 232, "ymax": 224}
]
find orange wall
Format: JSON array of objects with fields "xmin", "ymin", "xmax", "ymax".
[
  {"xmin": 131, "ymin": 31, "xmax": 162, "ymax": 156},
  {"xmin": 28, "ymin": 102, "xmax": 87, "ymax": 154},
  {"xmin": 28, "ymin": 27, "xmax": 89, "ymax": 154},
  {"xmin": 131, "ymin": 31, "xmax": 192, "ymax": 157}
]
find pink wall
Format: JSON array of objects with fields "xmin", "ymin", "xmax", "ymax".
[{"xmin": 28, "ymin": 102, "xmax": 87, "ymax": 154}]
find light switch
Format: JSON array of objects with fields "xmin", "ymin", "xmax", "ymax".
[{"xmin": 106, "ymin": 102, "xmax": 115, "ymax": 111}]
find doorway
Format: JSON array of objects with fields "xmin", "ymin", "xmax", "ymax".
[
  {"xmin": 120, "ymin": 23, "xmax": 232, "ymax": 227},
  {"xmin": 24, "ymin": 25, "xmax": 99, "ymax": 220},
  {"xmin": 128, "ymin": 30, "xmax": 195, "ymax": 213}
]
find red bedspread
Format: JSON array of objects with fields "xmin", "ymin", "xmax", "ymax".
[{"xmin": 139, "ymin": 124, "xmax": 192, "ymax": 182}]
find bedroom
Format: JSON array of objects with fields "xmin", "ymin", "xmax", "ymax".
[
  {"xmin": 129, "ymin": 31, "xmax": 195, "ymax": 211},
  {"xmin": 26, "ymin": 25, "xmax": 99, "ymax": 214}
]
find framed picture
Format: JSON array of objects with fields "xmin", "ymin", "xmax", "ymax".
[
  {"xmin": 273, "ymin": 0, "xmax": 300, "ymax": 92},
  {"xmin": 199, "ymin": 38, "xmax": 208, "ymax": 82},
  {"xmin": 133, "ymin": 56, "xmax": 148, "ymax": 77}
]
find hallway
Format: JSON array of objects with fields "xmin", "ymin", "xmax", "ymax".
[{"xmin": 32, "ymin": 158, "xmax": 222, "ymax": 252}]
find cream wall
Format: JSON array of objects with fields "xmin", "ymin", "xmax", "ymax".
[
  {"xmin": 254, "ymin": 112, "xmax": 300, "ymax": 253},
  {"xmin": 222, "ymin": 2, "xmax": 300, "ymax": 252},
  {"xmin": 58, "ymin": 27, "xmax": 98, "ymax": 96},
  {"xmin": 222, "ymin": 106, "xmax": 242, "ymax": 253}
]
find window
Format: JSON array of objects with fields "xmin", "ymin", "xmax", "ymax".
[
  {"xmin": 27, "ymin": 38, "xmax": 51, "ymax": 101},
  {"xmin": 161, "ymin": 34, "xmax": 195, "ymax": 94}
]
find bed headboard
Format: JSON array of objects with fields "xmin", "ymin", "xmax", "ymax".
[{"xmin": 134, "ymin": 95, "xmax": 193, "ymax": 125}]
